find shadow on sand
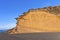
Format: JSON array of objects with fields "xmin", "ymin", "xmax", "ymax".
[{"xmin": 0, "ymin": 32, "xmax": 60, "ymax": 40}]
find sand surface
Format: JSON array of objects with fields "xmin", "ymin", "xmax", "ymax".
[{"xmin": 0, "ymin": 32, "xmax": 60, "ymax": 40}]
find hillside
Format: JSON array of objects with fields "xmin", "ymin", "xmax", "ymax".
[{"xmin": 7, "ymin": 6, "xmax": 60, "ymax": 34}]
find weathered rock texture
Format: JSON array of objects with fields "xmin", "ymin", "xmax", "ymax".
[{"xmin": 8, "ymin": 6, "xmax": 60, "ymax": 34}]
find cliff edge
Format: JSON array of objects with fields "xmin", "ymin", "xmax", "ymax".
[{"xmin": 7, "ymin": 6, "xmax": 60, "ymax": 34}]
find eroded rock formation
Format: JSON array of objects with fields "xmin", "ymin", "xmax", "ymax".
[{"xmin": 8, "ymin": 6, "xmax": 60, "ymax": 34}]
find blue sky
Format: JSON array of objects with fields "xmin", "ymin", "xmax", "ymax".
[{"xmin": 0, "ymin": 0, "xmax": 60, "ymax": 30}]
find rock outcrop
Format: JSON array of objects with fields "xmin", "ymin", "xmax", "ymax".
[{"xmin": 7, "ymin": 6, "xmax": 60, "ymax": 34}]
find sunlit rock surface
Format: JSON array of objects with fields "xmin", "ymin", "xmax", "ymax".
[{"xmin": 7, "ymin": 6, "xmax": 60, "ymax": 34}]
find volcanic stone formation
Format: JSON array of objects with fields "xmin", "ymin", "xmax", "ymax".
[{"xmin": 8, "ymin": 6, "xmax": 60, "ymax": 34}]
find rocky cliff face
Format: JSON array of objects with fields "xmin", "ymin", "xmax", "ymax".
[{"xmin": 7, "ymin": 6, "xmax": 60, "ymax": 34}]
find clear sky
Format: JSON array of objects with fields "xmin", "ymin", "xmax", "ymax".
[{"xmin": 0, "ymin": 0, "xmax": 60, "ymax": 30}]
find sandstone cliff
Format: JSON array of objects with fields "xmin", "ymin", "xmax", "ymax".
[{"xmin": 7, "ymin": 6, "xmax": 60, "ymax": 34}]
